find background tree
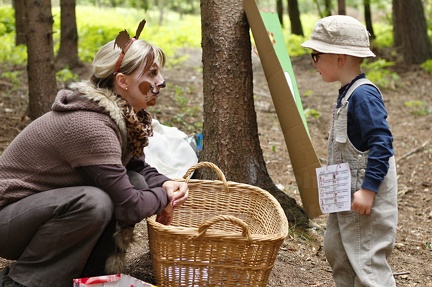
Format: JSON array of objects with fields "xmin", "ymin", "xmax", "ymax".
[
  {"xmin": 324, "ymin": 0, "xmax": 332, "ymax": 16},
  {"xmin": 24, "ymin": 0, "xmax": 58, "ymax": 119},
  {"xmin": 287, "ymin": 0, "xmax": 304, "ymax": 36},
  {"xmin": 364, "ymin": 0, "xmax": 375, "ymax": 39},
  {"xmin": 337, "ymin": 0, "xmax": 346, "ymax": 14},
  {"xmin": 393, "ymin": 0, "xmax": 432, "ymax": 64},
  {"xmin": 200, "ymin": 0, "xmax": 308, "ymax": 226},
  {"xmin": 13, "ymin": 0, "xmax": 26, "ymax": 45},
  {"xmin": 55, "ymin": 0, "xmax": 81, "ymax": 70},
  {"xmin": 276, "ymin": 0, "xmax": 284, "ymax": 26},
  {"xmin": 313, "ymin": 0, "xmax": 330, "ymax": 17}
]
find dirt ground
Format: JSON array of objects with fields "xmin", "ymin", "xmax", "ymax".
[{"xmin": 0, "ymin": 48, "xmax": 431, "ymax": 287}]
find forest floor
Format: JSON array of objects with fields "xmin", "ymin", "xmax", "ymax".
[{"xmin": 0, "ymin": 48, "xmax": 431, "ymax": 286}]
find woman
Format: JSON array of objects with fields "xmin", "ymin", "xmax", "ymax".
[{"xmin": 0, "ymin": 20, "xmax": 188, "ymax": 287}]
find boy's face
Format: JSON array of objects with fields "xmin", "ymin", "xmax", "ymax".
[{"xmin": 311, "ymin": 51, "xmax": 341, "ymax": 83}]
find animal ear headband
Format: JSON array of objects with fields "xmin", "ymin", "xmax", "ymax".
[{"xmin": 113, "ymin": 19, "xmax": 146, "ymax": 73}]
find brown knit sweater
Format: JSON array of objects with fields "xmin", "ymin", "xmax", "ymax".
[{"xmin": 0, "ymin": 82, "xmax": 170, "ymax": 224}]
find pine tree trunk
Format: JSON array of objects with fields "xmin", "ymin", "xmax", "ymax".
[
  {"xmin": 56, "ymin": 0, "xmax": 81, "ymax": 70},
  {"xmin": 276, "ymin": 0, "xmax": 283, "ymax": 26},
  {"xmin": 24, "ymin": 0, "xmax": 58, "ymax": 119},
  {"xmin": 200, "ymin": 0, "xmax": 308, "ymax": 227},
  {"xmin": 364, "ymin": 0, "xmax": 375, "ymax": 39},
  {"xmin": 287, "ymin": 0, "xmax": 304, "ymax": 36},
  {"xmin": 13, "ymin": 0, "xmax": 26, "ymax": 45},
  {"xmin": 393, "ymin": 0, "xmax": 432, "ymax": 64}
]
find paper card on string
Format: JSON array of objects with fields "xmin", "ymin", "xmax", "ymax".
[{"xmin": 316, "ymin": 163, "xmax": 351, "ymax": 213}]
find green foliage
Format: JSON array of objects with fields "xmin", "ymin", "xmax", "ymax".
[
  {"xmin": 0, "ymin": 5, "xmax": 201, "ymax": 67},
  {"xmin": 304, "ymin": 108, "xmax": 320, "ymax": 119},
  {"xmin": 0, "ymin": 33, "xmax": 27, "ymax": 65},
  {"xmin": 404, "ymin": 100, "xmax": 431, "ymax": 116},
  {"xmin": 286, "ymin": 34, "xmax": 308, "ymax": 57},
  {"xmin": 0, "ymin": 7, "xmax": 27, "ymax": 65},
  {"xmin": 371, "ymin": 23, "xmax": 394, "ymax": 50},
  {"xmin": 1, "ymin": 70, "xmax": 22, "ymax": 90},
  {"xmin": 70, "ymin": 7, "xmax": 201, "ymax": 65},
  {"xmin": 362, "ymin": 59, "xmax": 400, "ymax": 89},
  {"xmin": 284, "ymin": 14, "xmax": 319, "ymax": 57},
  {"xmin": 56, "ymin": 67, "xmax": 79, "ymax": 84},
  {"xmin": 303, "ymin": 90, "xmax": 313, "ymax": 97},
  {"xmin": 420, "ymin": 59, "xmax": 432, "ymax": 73},
  {"xmin": 0, "ymin": 6, "xmax": 14, "ymax": 34}
]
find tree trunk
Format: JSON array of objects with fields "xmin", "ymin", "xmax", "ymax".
[
  {"xmin": 324, "ymin": 0, "xmax": 332, "ymax": 16},
  {"xmin": 200, "ymin": 0, "xmax": 308, "ymax": 227},
  {"xmin": 337, "ymin": 0, "xmax": 346, "ymax": 15},
  {"xmin": 287, "ymin": 0, "xmax": 304, "ymax": 36},
  {"xmin": 13, "ymin": 0, "xmax": 26, "ymax": 45},
  {"xmin": 55, "ymin": 0, "xmax": 81, "ymax": 70},
  {"xmin": 24, "ymin": 0, "xmax": 58, "ymax": 119},
  {"xmin": 276, "ymin": 0, "xmax": 283, "ymax": 27},
  {"xmin": 364, "ymin": 0, "xmax": 375, "ymax": 39},
  {"xmin": 393, "ymin": 0, "xmax": 432, "ymax": 64},
  {"xmin": 312, "ymin": 0, "xmax": 324, "ymax": 18}
]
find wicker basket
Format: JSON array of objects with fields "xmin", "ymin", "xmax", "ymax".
[{"xmin": 146, "ymin": 162, "xmax": 289, "ymax": 287}]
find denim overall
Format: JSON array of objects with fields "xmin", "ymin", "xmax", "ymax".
[{"xmin": 323, "ymin": 78, "xmax": 398, "ymax": 287}]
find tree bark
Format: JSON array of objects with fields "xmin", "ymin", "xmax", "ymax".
[
  {"xmin": 337, "ymin": 0, "xmax": 346, "ymax": 15},
  {"xmin": 56, "ymin": 0, "xmax": 81, "ymax": 70},
  {"xmin": 24, "ymin": 0, "xmax": 58, "ymax": 119},
  {"xmin": 276, "ymin": 0, "xmax": 283, "ymax": 27},
  {"xmin": 393, "ymin": 0, "xmax": 432, "ymax": 64},
  {"xmin": 364, "ymin": 0, "xmax": 375, "ymax": 39},
  {"xmin": 324, "ymin": 0, "xmax": 332, "ymax": 16},
  {"xmin": 287, "ymin": 0, "xmax": 304, "ymax": 36},
  {"xmin": 200, "ymin": 0, "xmax": 308, "ymax": 227},
  {"xmin": 13, "ymin": 0, "xmax": 26, "ymax": 45}
]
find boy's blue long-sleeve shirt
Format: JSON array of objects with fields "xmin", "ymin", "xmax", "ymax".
[{"xmin": 336, "ymin": 74, "xmax": 394, "ymax": 193}]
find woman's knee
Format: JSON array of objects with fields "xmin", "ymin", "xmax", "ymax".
[{"xmin": 74, "ymin": 187, "xmax": 114, "ymax": 223}]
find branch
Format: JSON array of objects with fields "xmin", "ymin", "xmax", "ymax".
[{"xmin": 398, "ymin": 140, "xmax": 430, "ymax": 162}]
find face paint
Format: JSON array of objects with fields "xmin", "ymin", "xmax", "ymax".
[
  {"xmin": 139, "ymin": 81, "xmax": 152, "ymax": 95},
  {"xmin": 138, "ymin": 81, "xmax": 157, "ymax": 107}
]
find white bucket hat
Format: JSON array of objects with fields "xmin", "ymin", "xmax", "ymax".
[{"xmin": 301, "ymin": 15, "xmax": 375, "ymax": 58}]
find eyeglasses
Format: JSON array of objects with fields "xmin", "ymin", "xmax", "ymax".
[{"xmin": 311, "ymin": 52, "xmax": 325, "ymax": 63}]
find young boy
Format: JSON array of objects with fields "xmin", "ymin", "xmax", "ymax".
[{"xmin": 301, "ymin": 15, "xmax": 398, "ymax": 287}]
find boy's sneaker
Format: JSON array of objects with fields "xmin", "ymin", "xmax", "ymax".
[{"xmin": 0, "ymin": 267, "xmax": 26, "ymax": 287}]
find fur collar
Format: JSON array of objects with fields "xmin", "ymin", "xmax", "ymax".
[{"xmin": 69, "ymin": 81, "xmax": 129, "ymax": 157}]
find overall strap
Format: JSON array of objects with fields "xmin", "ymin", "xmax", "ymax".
[
  {"xmin": 335, "ymin": 78, "xmax": 380, "ymax": 144},
  {"xmin": 341, "ymin": 78, "xmax": 381, "ymax": 105}
]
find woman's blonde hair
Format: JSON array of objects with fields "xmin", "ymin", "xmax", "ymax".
[{"xmin": 90, "ymin": 39, "xmax": 166, "ymax": 89}]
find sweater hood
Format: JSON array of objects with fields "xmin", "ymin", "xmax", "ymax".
[{"xmin": 52, "ymin": 81, "xmax": 127, "ymax": 138}]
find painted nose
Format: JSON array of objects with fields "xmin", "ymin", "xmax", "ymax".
[{"xmin": 157, "ymin": 81, "xmax": 166, "ymax": 88}]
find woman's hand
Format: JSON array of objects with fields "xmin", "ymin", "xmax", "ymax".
[
  {"xmin": 156, "ymin": 204, "xmax": 174, "ymax": 225},
  {"xmin": 162, "ymin": 180, "xmax": 189, "ymax": 208},
  {"xmin": 156, "ymin": 181, "xmax": 188, "ymax": 225}
]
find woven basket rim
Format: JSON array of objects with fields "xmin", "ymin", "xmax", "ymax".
[{"xmin": 147, "ymin": 216, "xmax": 288, "ymax": 241}]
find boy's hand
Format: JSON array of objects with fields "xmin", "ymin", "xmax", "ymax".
[{"xmin": 351, "ymin": 188, "xmax": 376, "ymax": 215}]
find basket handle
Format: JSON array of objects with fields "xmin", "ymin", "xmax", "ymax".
[
  {"xmin": 183, "ymin": 162, "xmax": 230, "ymax": 192},
  {"xmin": 195, "ymin": 215, "xmax": 252, "ymax": 241}
]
